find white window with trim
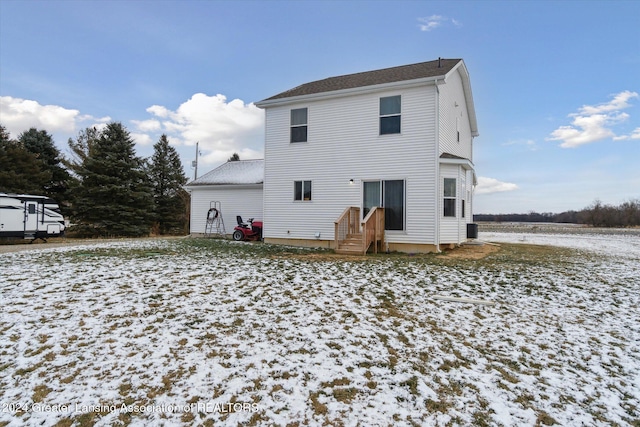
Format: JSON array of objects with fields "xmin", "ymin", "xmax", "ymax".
[
  {"xmin": 379, "ymin": 95, "xmax": 401, "ymax": 135},
  {"xmin": 291, "ymin": 108, "xmax": 308, "ymax": 143},
  {"xmin": 294, "ymin": 180, "xmax": 312, "ymax": 201},
  {"xmin": 443, "ymin": 178, "xmax": 456, "ymax": 217}
]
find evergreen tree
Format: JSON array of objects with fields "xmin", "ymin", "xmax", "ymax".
[
  {"xmin": 71, "ymin": 122, "xmax": 153, "ymax": 237},
  {"xmin": 149, "ymin": 134, "xmax": 189, "ymax": 234},
  {"xmin": 0, "ymin": 125, "xmax": 10, "ymax": 143},
  {"xmin": 228, "ymin": 152, "xmax": 240, "ymax": 161},
  {"xmin": 0, "ymin": 124, "xmax": 52, "ymax": 194},
  {"xmin": 64, "ymin": 126, "xmax": 101, "ymax": 176},
  {"xmin": 18, "ymin": 128, "xmax": 73, "ymax": 207}
]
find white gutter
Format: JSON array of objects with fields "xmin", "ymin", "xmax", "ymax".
[
  {"xmin": 439, "ymin": 158, "xmax": 475, "ymax": 170},
  {"xmin": 184, "ymin": 183, "xmax": 263, "ymax": 190}
]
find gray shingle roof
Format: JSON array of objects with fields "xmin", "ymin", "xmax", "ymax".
[
  {"xmin": 260, "ymin": 58, "xmax": 461, "ymax": 102},
  {"xmin": 440, "ymin": 153, "xmax": 468, "ymax": 160},
  {"xmin": 187, "ymin": 159, "xmax": 264, "ymax": 186}
]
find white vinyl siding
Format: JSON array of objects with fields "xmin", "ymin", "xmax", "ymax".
[
  {"xmin": 263, "ymin": 85, "xmax": 438, "ymax": 245},
  {"xmin": 189, "ymin": 185, "xmax": 263, "ymax": 234},
  {"xmin": 439, "ymin": 163, "xmax": 473, "ymax": 244},
  {"xmin": 438, "ymin": 68, "xmax": 473, "ymax": 160}
]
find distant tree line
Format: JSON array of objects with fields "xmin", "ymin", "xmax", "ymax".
[
  {"xmin": 1, "ymin": 122, "xmax": 190, "ymax": 237},
  {"xmin": 474, "ymin": 199, "xmax": 640, "ymax": 227}
]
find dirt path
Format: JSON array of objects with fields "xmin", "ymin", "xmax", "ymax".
[{"xmin": 437, "ymin": 242, "xmax": 500, "ymax": 260}]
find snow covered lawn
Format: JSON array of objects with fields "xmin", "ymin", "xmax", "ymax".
[{"xmin": 1, "ymin": 236, "xmax": 639, "ymax": 426}]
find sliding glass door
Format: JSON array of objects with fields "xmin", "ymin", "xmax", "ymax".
[
  {"xmin": 362, "ymin": 180, "xmax": 404, "ymax": 231},
  {"xmin": 363, "ymin": 181, "xmax": 381, "ymax": 217}
]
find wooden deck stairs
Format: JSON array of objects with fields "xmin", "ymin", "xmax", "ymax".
[
  {"xmin": 334, "ymin": 207, "xmax": 385, "ymax": 255},
  {"xmin": 336, "ymin": 233, "xmax": 365, "ymax": 254}
]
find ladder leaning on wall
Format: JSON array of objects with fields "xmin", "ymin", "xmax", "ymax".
[{"xmin": 204, "ymin": 201, "xmax": 226, "ymax": 237}]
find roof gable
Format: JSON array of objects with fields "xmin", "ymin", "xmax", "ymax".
[
  {"xmin": 187, "ymin": 159, "xmax": 264, "ymax": 186},
  {"xmin": 259, "ymin": 58, "xmax": 461, "ymax": 102}
]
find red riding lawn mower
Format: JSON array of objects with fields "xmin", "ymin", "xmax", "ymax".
[{"xmin": 232, "ymin": 216, "xmax": 263, "ymax": 241}]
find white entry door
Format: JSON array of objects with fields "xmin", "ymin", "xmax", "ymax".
[{"xmin": 24, "ymin": 202, "xmax": 38, "ymax": 234}]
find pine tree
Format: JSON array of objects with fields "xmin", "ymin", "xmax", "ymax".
[
  {"xmin": 65, "ymin": 126, "xmax": 101, "ymax": 176},
  {"xmin": 0, "ymin": 124, "xmax": 52, "ymax": 194},
  {"xmin": 149, "ymin": 134, "xmax": 189, "ymax": 234},
  {"xmin": 18, "ymin": 128, "xmax": 73, "ymax": 208},
  {"xmin": 70, "ymin": 123, "xmax": 153, "ymax": 237}
]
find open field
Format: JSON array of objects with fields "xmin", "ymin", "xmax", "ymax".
[{"xmin": 1, "ymin": 233, "xmax": 639, "ymax": 426}]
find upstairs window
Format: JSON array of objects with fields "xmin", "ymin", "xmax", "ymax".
[
  {"xmin": 443, "ymin": 178, "xmax": 456, "ymax": 217},
  {"xmin": 291, "ymin": 108, "xmax": 308, "ymax": 143},
  {"xmin": 380, "ymin": 95, "xmax": 401, "ymax": 135},
  {"xmin": 294, "ymin": 180, "xmax": 312, "ymax": 201}
]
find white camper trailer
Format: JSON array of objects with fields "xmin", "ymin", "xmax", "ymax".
[{"xmin": 0, "ymin": 193, "xmax": 66, "ymax": 241}]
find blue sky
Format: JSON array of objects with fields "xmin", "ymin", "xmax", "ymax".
[{"xmin": 1, "ymin": 0, "xmax": 638, "ymax": 214}]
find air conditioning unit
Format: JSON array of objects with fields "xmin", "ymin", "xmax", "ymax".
[{"xmin": 467, "ymin": 223, "xmax": 478, "ymax": 239}]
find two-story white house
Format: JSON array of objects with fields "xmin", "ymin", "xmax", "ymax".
[{"xmin": 254, "ymin": 58, "xmax": 478, "ymax": 253}]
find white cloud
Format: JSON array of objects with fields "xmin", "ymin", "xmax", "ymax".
[
  {"xmin": 0, "ymin": 96, "xmax": 78, "ymax": 137},
  {"xmin": 578, "ymin": 90, "xmax": 637, "ymax": 115},
  {"xmin": 418, "ymin": 15, "xmax": 461, "ymax": 32},
  {"xmin": 0, "ymin": 94, "xmax": 262, "ymax": 167},
  {"xmin": 418, "ymin": 15, "xmax": 444, "ymax": 31},
  {"xmin": 78, "ymin": 114, "xmax": 111, "ymax": 124},
  {"xmin": 476, "ymin": 177, "xmax": 519, "ymax": 195},
  {"xmin": 136, "ymin": 93, "xmax": 264, "ymax": 165},
  {"xmin": 130, "ymin": 132, "xmax": 154, "ymax": 146},
  {"xmin": 146, "ymin": 105, "xmax": 171, "ymax": 118},
  {"xmin": 0, "ymin": 96, "xmax": 112, "ymax": 140},
  {"xmin": 131, "ymin": 119, "xmax": 161, "ymax": 132},
  {"xmin": 200, "ymin": 147, "xmax": 263, "ymax": 165},
  {"xmin": 547, "ymin": 91, "xmax": 638, "ymax": 148}
]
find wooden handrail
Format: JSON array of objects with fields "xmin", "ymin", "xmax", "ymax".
[
  {"xmin": 361, "ymin": 207, "xmax": 385, "ymax": 254},
  {"xmin": 334, "ymin": 206, "xmax": 360, "ymax": 249},
  {"xmin": 335, "ymin": 206, "xmax": 384, "ymax": 254}
]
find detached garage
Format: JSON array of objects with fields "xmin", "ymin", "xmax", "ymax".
[{"xmin": 186, "ymin": 159, "xmax": 264, "ymax": 236}]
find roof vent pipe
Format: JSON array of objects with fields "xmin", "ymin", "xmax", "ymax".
[{"xmin": 438, "ymin": 57, "xmax": 442, "ymax": 68}]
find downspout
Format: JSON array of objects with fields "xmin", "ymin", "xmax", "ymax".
[
  {"xmin": 471, "ymin": 136, "xmax": 476, "ymax": 227},
  {"xmin": 434, "ymin": 79, "xmax": 441, "ymax": 252}
]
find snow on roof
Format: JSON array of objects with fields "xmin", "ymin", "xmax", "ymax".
[{"xmin": 187, "ymin": 159, "xmax": 264, "ymax": 186}]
